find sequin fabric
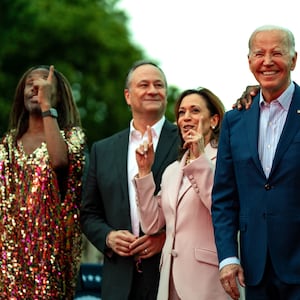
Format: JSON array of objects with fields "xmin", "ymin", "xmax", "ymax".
[{"xmin": 0, "ymin": 127, "xmax": 86, "ymax": 299}]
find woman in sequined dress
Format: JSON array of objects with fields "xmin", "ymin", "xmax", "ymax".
[{"xmin": 0, "ymin": 65, "xmax": 86, "ymax": 299}]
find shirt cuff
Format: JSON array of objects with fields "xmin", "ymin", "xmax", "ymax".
[{"xmin": 219, "ymin": 257, "xmax": 240, "ymax": 270}]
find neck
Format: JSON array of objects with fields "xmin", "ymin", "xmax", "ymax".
[
  {"xmin": 132, "ymin": 114, "xmax": 162, "ymax": 134},
  {"xmin": 28, "ymin": 116, "xmax": 44, "ymax": 133},
  {"xmin": 261, "ymin": 80, "xmax": 291, "ymax": 103}
]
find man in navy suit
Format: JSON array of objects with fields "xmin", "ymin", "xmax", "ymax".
[
  {"xmin": 80, "ymin": 61, "xmax": 180, "ymax": 299},
  {"xmin": 212, "ymin": 25, "xmax": 300, "ymax": 300}
]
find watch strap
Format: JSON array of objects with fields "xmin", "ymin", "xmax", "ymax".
[{"xmin": 42, "ymin": 108, "xmax": 58, "ymax": 118}]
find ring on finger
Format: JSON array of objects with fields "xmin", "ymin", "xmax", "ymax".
[{"xmin": 144, "ymin": 248, "xmax": 148, "ymax": 254}]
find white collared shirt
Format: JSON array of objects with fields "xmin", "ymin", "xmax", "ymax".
[
  {"xmin": 258, "ymin": 82, "xmax": 294, "ymax": 177},
  {"xmin": 220, "ymin": 82, "xmax": 295, "ymax": 270},
  {"xmin": 127, "ymin": 116, "xmax": 165, "ymax": 236}
]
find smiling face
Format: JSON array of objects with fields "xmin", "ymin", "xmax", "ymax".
[
  {"xmin": 177, "ymin": 93, "xmax": 219, "ymax": 146},
  {"xmin": 248, "ymin": 29, "xmax": 297, "ymax": 101},
  {"xmin": 124, "ymin": 64, "xmax": 167, "ymax": 123}
]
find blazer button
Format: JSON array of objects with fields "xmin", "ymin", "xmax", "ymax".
[
  {"xmin": 171, "ymin": 250, "xmax": 178, "ymax": 257},
  {"xmin": 264, "ymin": 183, "xmax": 271, "ymax": 190}
]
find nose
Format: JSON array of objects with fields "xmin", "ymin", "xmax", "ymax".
[
  {"xmin": 183, "ymin": 111, "xmax": 192, "ymax": 119},
  {"xmin": 147, "ymin": 84, "xmax": 158, "ymax": 94},
  {"xmin": 263, "ymin": 53, "xmax": 274, "ymax": 65},
  {"xmin": 32, "ymin": 85, "xmax": 39, "ymax": 95}
]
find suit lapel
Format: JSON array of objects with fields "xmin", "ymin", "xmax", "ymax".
[
  {"xmin": 244, "ymin": 97, "xmax": 265, "ymax": 176},
  {"xmin": 176, "ymin": 145, "xmax": 217, "ymax": 205},
  {"xmin": 113, "ymin": 121, "xmax": 177, "ymax": 208},
  {"xmin": 152, "ymin": 120, "xmax": 179, "ymax": 189},
  {"xmin": 176, "ymin": 152, "xmax": 189, "ymax": 203},
  {"xmin": 270, "ymin": 84, "xmax": 300, "ymax": 176},
  {"xmin": 114, "ymin": 129, "xmax": 130, "ymax": 203}
]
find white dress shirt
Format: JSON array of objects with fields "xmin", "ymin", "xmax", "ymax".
[
  {"xmin": 127, "ymin": 116, "xmax": 165, "ymax": 236},
  {"xmin": 258, "ymin": 82, "xmax": 294, "ymax": 178}
]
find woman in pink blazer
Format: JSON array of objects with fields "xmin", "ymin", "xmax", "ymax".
[{"xmin": 132, "ymin": 88, "xmax": 228, "ymax": 300}]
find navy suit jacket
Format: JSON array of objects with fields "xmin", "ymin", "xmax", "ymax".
[
  {"xmin": 81, "ymin": 119, "xmax": 180, "ymax": 299},
  {"xmin": 212, "ymin": 83, "xmax": 300, "ymax": 286}
]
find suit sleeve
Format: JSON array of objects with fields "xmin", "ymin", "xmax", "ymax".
[
  {"xmin": 211, "ymin": 112, "xmax": 240, "ymax": 263},
  {"xmin": 80, "ymin": 142, "xmax": 113, "ymax": 254},
  {"xmin": 133, "ymin": 173, "xmax": 166, "ymax": 235}
]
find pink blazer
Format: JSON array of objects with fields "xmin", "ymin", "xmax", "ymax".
[{"xmin": 134, "ymin": 144, "xmax": 228, "ymax": 300}]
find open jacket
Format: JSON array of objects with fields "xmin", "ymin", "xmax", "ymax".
[
  {"xmin": 81, "ymin": 120, "xmax": 180, "ymax": 300},
  {"xmin": 134, "ymin": 144, "xmax": 227, "ymax": 300},
  {"xmin": 212, "ymin": 82, "xmax": 300, "ymax": 286}
]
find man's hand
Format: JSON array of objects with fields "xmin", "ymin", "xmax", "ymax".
[
  {"xmin": 136, "ymin": 126, "xmax": 154, "ymax": 178},
  {"xmin": 106, "ymin": 230, "xmax": 137, "ymax": 257},
  {"xmin": 219, "ymin": 264, "xmax": 245, "ymax": 300},
  {"xmin": 233, "ymin": 85, "xmax": 260, "ymax": 110},
  {"xmin": 129, "ymin": 231, "xmax": 166, "ymax": 259}
]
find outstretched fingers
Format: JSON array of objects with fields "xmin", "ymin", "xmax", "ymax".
[{"xmin": 47, "ymin": 65, "xmax": 54, "ymax": 83}]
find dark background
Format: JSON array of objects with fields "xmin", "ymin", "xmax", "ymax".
[{"xmin": 0, "ymin": 0, "xmax": 180, "ymax": 148}]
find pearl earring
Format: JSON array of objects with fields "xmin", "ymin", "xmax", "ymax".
[{"xmin": 211, "ymin": 125, "xmax": 215, "ymax": 130}]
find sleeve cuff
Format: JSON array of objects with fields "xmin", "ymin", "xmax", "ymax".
[{"xmin": 219, "ymin": 257, "xmax": 240, "ymax": 270}]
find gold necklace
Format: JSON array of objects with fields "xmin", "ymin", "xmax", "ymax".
[{"xmin": 186, "ymin": 152, "xmax": 195, "ymax": 165}]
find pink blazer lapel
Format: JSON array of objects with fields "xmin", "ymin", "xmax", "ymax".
[
  {"xmin": 167, "ymin": 160, "xmax": 185, "ymax": 209},
  {"xmin": 204, "ymin": 143, "xmax": 217, "ymax": 164},
  {"xmin": 168, "ymin": 145, "xmax": 217, "ymax": 209},
  {"xmin": 177, "ymin": 145, "xmax": 217, "ymax": 203},
  {"xmin": 177, "ymin": 151, "xmax": 191, "ymax": 201}
]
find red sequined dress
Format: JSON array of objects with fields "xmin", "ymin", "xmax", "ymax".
[{"xmin": 0, "ymin": 127, "xmax": 85, "ymax": 299}]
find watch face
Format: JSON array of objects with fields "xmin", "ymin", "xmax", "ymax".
[{"xmin": 50, "ymin": 108, "xmax": 58, "ymax": 118}]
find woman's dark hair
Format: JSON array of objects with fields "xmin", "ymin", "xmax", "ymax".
[
  {"xmin": 174, "ymin": 87, "xmax": 225, "ymax": 159},
  {"xmin": 8, "ymin": 65, "xmax": 81, "ymax": 142}
]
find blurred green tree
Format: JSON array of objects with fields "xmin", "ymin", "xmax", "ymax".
[{"xmin": 0, "ymin": 0, "xmax": 179, "ymax": 147}]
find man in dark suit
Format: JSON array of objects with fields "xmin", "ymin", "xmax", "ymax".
[
  {"xmin": 212, "ymin": 25, "xmax": 300, "ymax": 300},
  {"xmin": 80, "ymin": 61, "xmax": 180, "ymax": 299}
]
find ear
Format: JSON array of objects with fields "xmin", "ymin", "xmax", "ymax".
[
  {"xmin": 210, "ymin": 114, "xmax": 220, "ymax": 129},
  {"xmin": 291, "ymin": 52, "xmax": 298, "ymax": 71},
  {"xmin": 124, "ymin": 89, "xmax": 131, "ymax": 105}
]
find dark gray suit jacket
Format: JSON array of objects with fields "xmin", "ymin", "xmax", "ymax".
[{"xmin": 81, "ymin": 119, "xmax": 180, "ymax": 299}]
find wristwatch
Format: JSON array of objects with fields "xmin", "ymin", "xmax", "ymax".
[{"xmin": 42, "ymin": 108, "xmax": 58, "ymax": 118}]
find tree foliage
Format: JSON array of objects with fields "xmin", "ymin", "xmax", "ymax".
[{"xmin": 0, "ymin": 0, "xmax": 179, "ymax": 147}]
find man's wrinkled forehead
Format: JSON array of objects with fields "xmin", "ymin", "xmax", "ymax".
[{"xmin": 130, "ymin": 64, "xmax": 166, "ymax": 85}]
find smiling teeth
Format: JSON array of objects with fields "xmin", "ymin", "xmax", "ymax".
[{"xmin": 263, "ymin": 71, "xmax": 276, "ymax": 75}]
